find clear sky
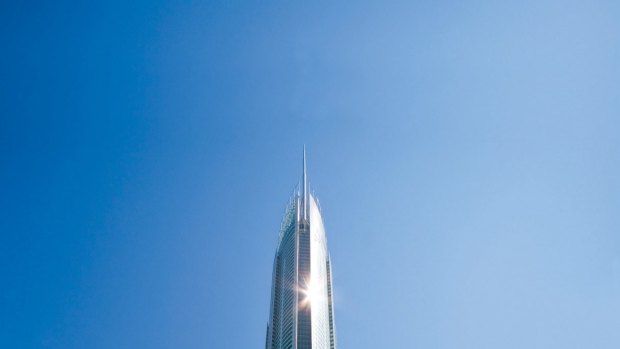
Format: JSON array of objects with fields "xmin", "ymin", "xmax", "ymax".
[{"xmin": 1, "ymin": 1, "xmax": 619, "ymax": 348}]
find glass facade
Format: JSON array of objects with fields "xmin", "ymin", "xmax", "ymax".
[{"xmin": 265, "ymin": 154, "xmax": 337, "ymax": 349}]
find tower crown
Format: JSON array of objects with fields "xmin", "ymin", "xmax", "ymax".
[
  {"xmin": 302, "ymin": 145, "xmax": 308, "ymax": 221},
  {"xmin": 265, "ymin": 148, "xmax": 337, "ymax": 349}
]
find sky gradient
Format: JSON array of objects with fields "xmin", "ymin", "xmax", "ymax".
[{"xmin": 2, "ymin": 1, "xmax": 619, "ymax": 348}]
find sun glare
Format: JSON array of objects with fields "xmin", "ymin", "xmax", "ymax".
[{"xmin": 300, "ymin": 279, "xmax": 323, "ymax": 307}]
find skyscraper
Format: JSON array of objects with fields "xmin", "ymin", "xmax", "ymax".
[{"xmin": 265, "ymin": 149, "xmax": 337, "ymax": 349}]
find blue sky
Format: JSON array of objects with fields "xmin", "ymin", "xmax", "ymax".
[{"xmin": 1, "ymin": 1, "xmax": 619, "ymax": 348}]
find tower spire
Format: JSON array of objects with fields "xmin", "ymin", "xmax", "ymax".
[{"xmin": 302, "ymin": 145, "xmax": 308, "ymax": 220}]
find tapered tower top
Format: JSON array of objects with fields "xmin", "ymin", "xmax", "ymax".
[
  {"xmin": 266, "ymin": 146, "xmax": 338, "ymax": 349},
  {"xmin": 302, "ymin": 145, "xmax": 308, "ymax": 220}
]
